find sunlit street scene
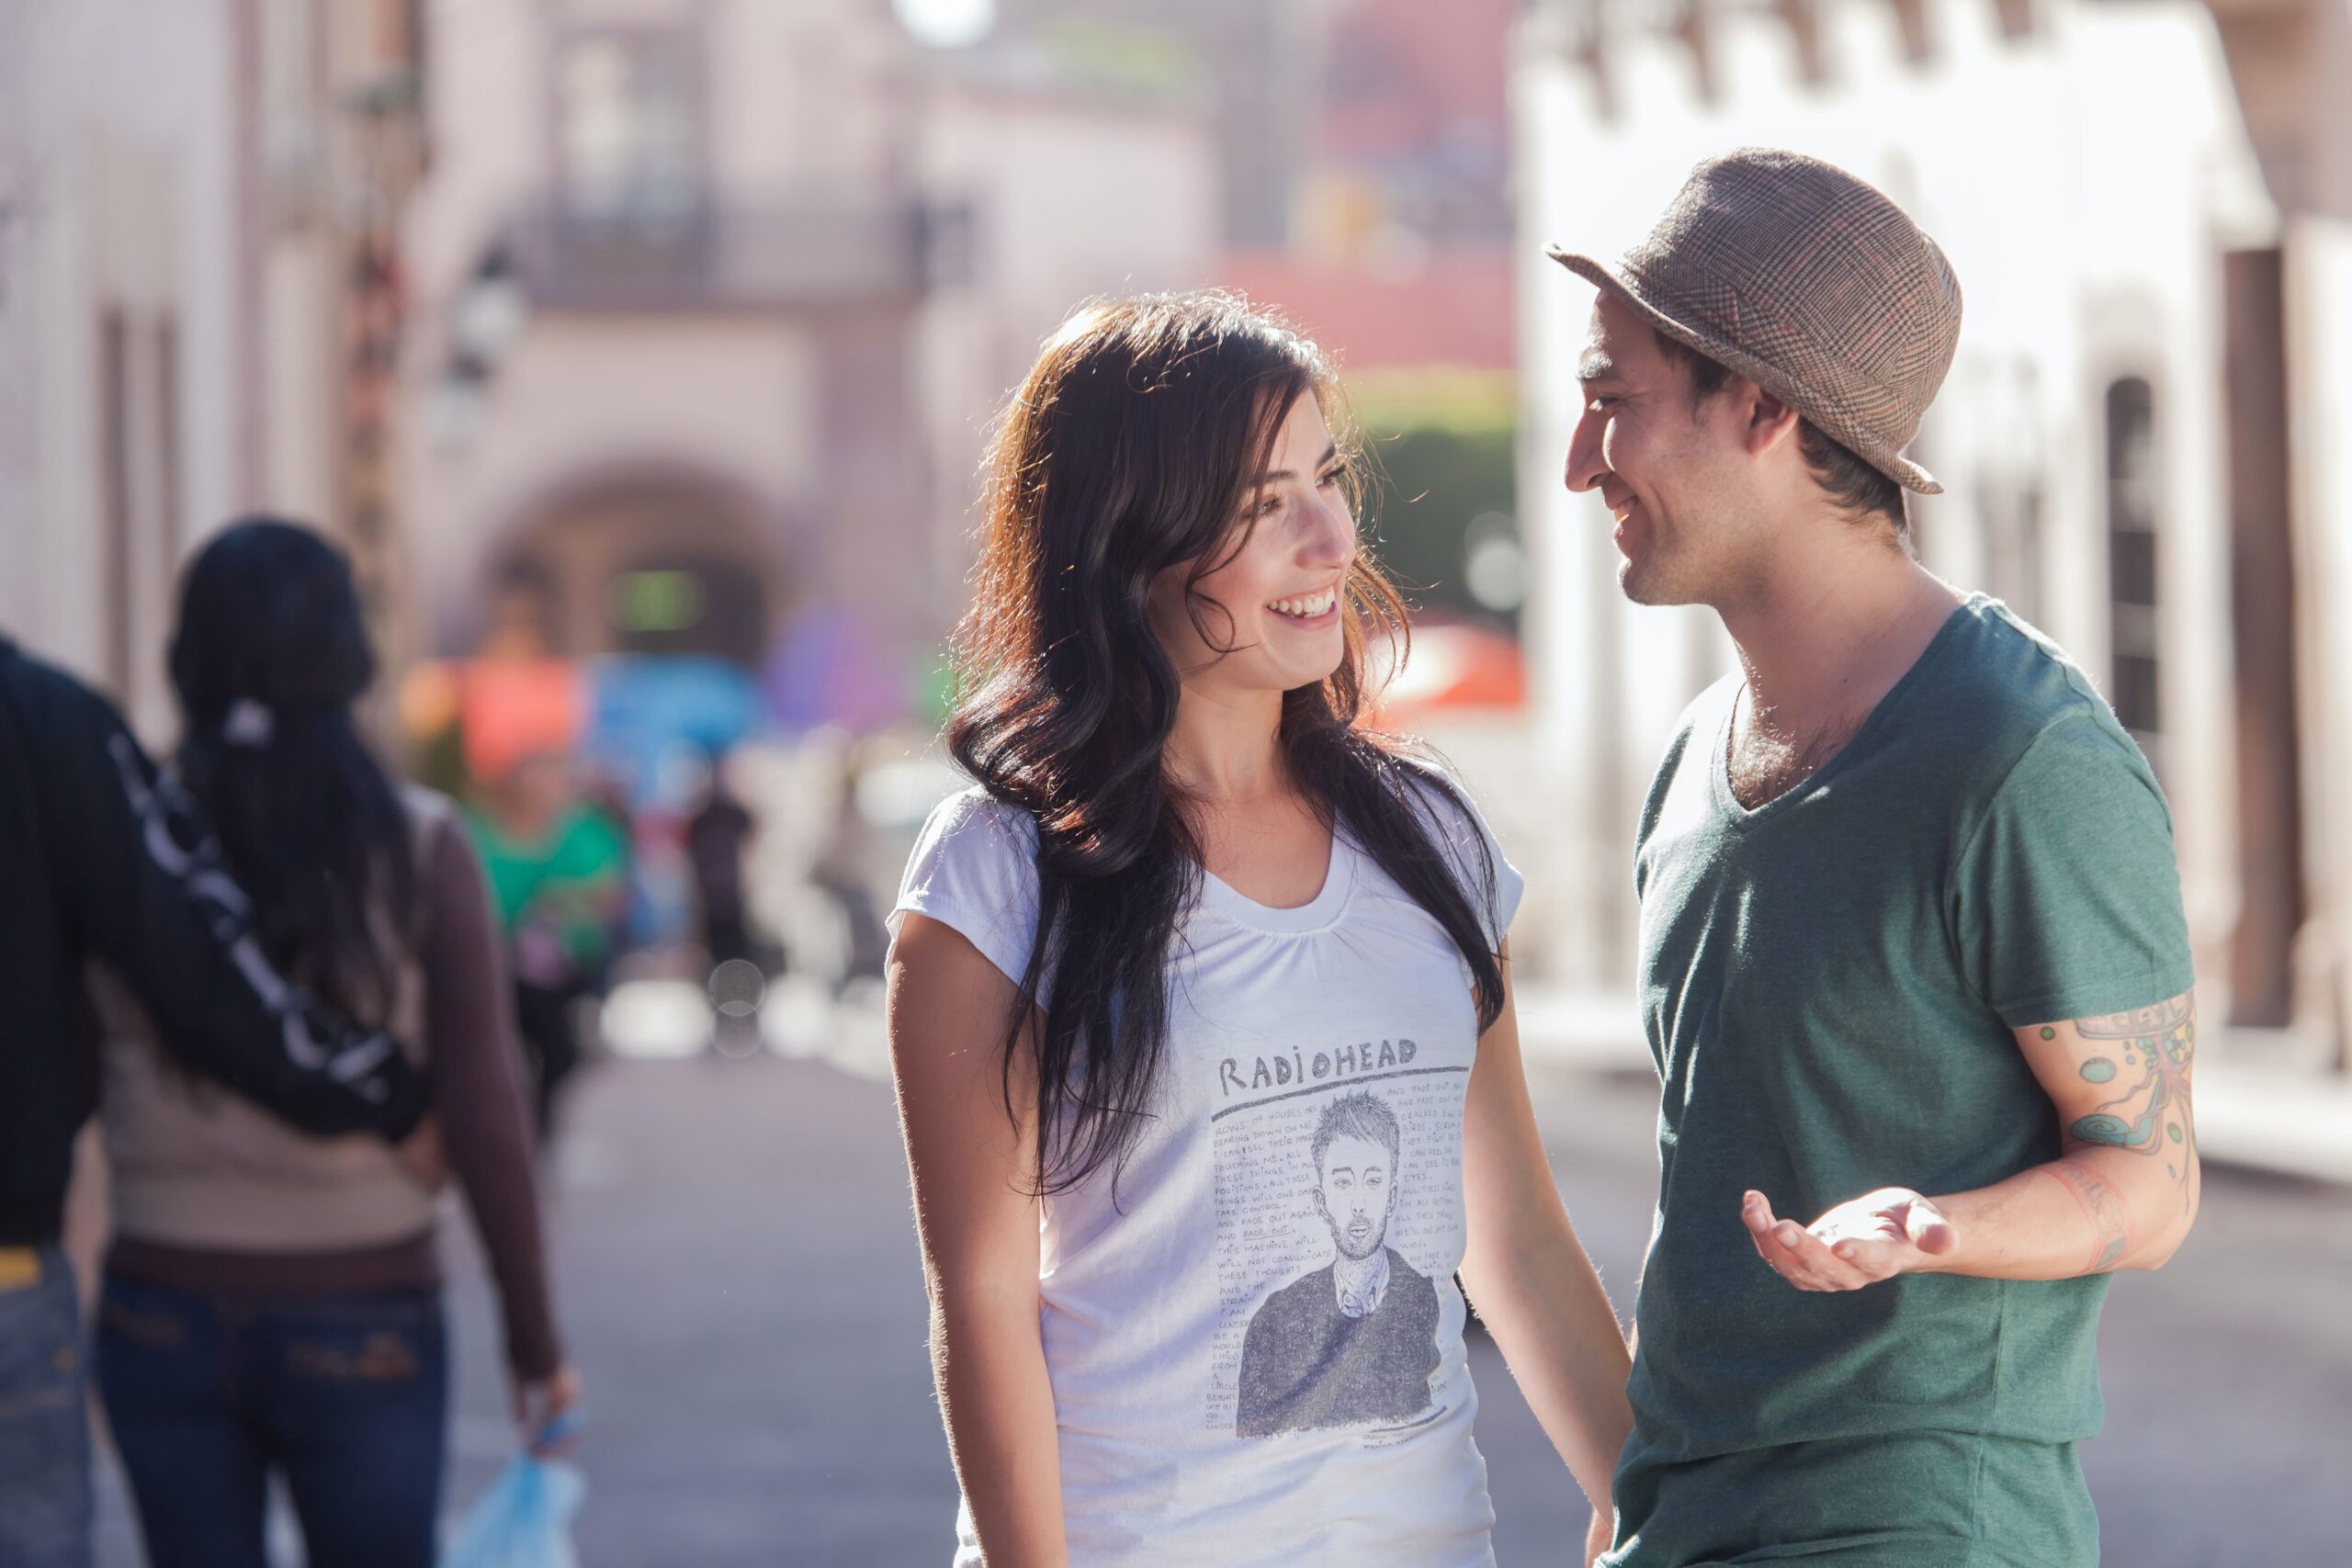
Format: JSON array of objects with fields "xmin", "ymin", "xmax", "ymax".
[{"xmin": 4, "ymin": 0, "xmax": 2349, "ymax": 1564}]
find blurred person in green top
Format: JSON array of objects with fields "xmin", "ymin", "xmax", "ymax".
[
  {"xmin": 467, "ymin": 750, "xmax": 628, "ymax": 1139},
  {"xmin": 1551, "ymin": 151, "xmax": 2198, "ymax": 1568}
]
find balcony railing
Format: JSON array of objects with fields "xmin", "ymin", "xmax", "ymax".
[{"xmin": 505, "ymin": 195, "xmax": 971, "ymax": 312}]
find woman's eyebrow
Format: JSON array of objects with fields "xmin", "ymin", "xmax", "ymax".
[{"xmin": 1258, "ymin": 442, "xmax": 1340, "ymax": 483}]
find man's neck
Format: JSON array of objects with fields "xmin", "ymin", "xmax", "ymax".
[
  {"xmin": 1333, "ymin": 1247, "xmax": 1386, "ymax": 1302},
  {"xmin": 1716, "ymin": 525, "xmax": 1959, "ymax": 740}
]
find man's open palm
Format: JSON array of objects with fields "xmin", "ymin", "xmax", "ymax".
[{"xmin": 1743, "ymin": 1188, "xmax": 1958, "ymax": 1292}]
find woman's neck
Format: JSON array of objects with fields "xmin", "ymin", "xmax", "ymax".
[{"xmin": 1162, "ymin": 682, "xmax": 1288, "ymax": 808}]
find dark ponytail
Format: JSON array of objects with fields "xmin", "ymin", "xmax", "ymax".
[{"xmin": 169, "ymin": 518, "xmax": 418, "ymax": 1024}]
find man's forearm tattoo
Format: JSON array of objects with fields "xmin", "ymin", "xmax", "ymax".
[
  {"xmin": 2037, "ymin": 1159, "xmax": 2134, "ymax": 1271},
  {"xmin": 2057, "ymin": 996, "xmax": 2198, "ymax": 1211}
]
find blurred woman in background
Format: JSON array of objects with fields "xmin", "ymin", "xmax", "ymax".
[
  {"xmin": 467, "ymin": 750, "xmax": 628, "ymax": 1141},
  {"xmin": 91, "ymin": 519, "xmax": 577, "ymax": 1568}
]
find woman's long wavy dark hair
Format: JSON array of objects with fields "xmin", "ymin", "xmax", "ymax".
[
  {"xmin": 169, "ymin": 518, "xmax": 417, "ymax": 1024},
  {"xmin": 949, "ymin": 291, "xmax": 1506, "ymax": 1198}
]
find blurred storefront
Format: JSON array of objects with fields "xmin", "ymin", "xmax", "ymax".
[{"xmin": 1513, "ymin": 0, "xmax": 2352, "ymax": 1168}]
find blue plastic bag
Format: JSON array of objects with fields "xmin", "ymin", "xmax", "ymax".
[{"xmin": 441, "ymin": 1457, "xmax": 586, "ymax": 1568}]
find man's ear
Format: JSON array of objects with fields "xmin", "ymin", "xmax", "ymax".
[
  {"xmin": 1740, "ymin": 384, "xmax": 1804, "ymax": 458},
  {"xmin": 1311, "ymin": 1189, "xmax": 1329, "ymax": 1221}
]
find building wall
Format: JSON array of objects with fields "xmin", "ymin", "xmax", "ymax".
[
  {"xmin": 0, "ymin": 0, "xmax": 245, "ymax": 734},
  {"xmin": 405, "ymin": 0, "xmax": 545, "ymax": 298},
  {"xmin": 912, "ymin": 73, "xmax": 1218, "ymax": 592},
  {"xmin": 995, "ymin": 0, "xmax": 1314, "ymax": 247},
  {"xmin": 403, "ymin": 0, "xmax": 1219, "ymax": 696},
  {"xmin": 2270, "ymin": 0, "xmax": 2352, "ymax": 1066},
  {"xmin": 1511, "ymin": 0, "xmax": 2281, "ymax": 1046},
  {"xmin": 708, "ymin": 0, "xmax": 908, "ymax": 191},
  {"xmin": 2287, "ymin": 215, "xmax": 2352, "ymax": 1056},
  {"xmin": 0, "ymin": 0, "xmax": 424, "ymax": 733},
  {"xmin": 407, "ymin": 319, "xmax": 827, "ymax": 651},
  {"xmin": 0, "ymin": 0, "xmax": 40, "ymax": 643},
  {"xmin": 399, "ymin": 0, "xmax": 899, "ymax": 667}
]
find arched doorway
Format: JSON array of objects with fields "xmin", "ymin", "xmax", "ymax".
[
  {"xmin": 447, "ymin": 466, "xmax": 796, "ymax": 953},
  {"xmin": 481, "ymin": 465, "xmax": 792, "ymax": 670}
]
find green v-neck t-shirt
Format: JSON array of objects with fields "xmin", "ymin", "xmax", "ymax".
[{"xmin": 1605, "ymin": 595, "xmax": 2195, "ymax": 1568}]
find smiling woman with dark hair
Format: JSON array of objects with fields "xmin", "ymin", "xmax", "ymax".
[{"xmin": 887, "ymin": 292, "xmax": 1634, "ymax": 1567}]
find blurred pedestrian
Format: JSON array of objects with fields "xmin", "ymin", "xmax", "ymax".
[
  {"xmin": 887, "ymin": 293, "xmax": 1631, "ymax": 1566},
  {"xmin": 1549, "ymin": 150, "xmax": 2197, "ymax": 1565},
  {"xmin": 90, "ymin": 520, "xmax": 577, "ymax": 1568},
  {"xmin": 0, "ymin": 624, "xmax": 429, "ymax": 1568},
  {"xmin": 684, "ymin": 750, "xmax": 756, "ymax": 974},
  {"xmin": 578, "ymin": 760, "xmax": 639, "ymax": 962},
  {"xmin": 811, "ymin": 749, "xmax": 887, "ymax": 991},
  {"xmin": 468, "ymin": 750, "xmax": 627, "ymax": 1140}
]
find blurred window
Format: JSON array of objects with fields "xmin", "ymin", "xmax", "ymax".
[
  {"xmin": 97, "ymin": 308, "xmax": 181, "ymax": 715},
  {"xmin": 100, "ymin": 310, "xmax": 132, "ymax": 696},
  {"xmin": 611, "ymin": 555, "xmax": 766, "ymax": 669},
  {"xmin": 2105, "ymin": 377, "xmax": 2160, "ymax": 767},
  {"xmin": 556, "ymin": 30, "xmax": 702, "ymax": 221}
]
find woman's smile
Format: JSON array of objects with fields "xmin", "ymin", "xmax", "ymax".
[{"xmin": 1265, "ymin": 583, "xmax": 1341, "ymax": 628}]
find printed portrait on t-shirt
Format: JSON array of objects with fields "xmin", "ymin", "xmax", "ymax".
[{"xmin": 1235, "ymin": 1089, "xmax": 1440, "ymax": 1438}]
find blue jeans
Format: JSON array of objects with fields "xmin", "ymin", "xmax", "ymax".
[
  {"xmin": 0, "ymin": 1247, "xmax": 92, "ymax": 1568},
  {"xmin": 95, "ymin": 1273, "xmax": 448, "ymax": 1568}
]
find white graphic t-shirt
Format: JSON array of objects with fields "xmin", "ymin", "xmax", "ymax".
[{"xmin": 891, "ymin": 773, "xmax": 1523, "ymax": 1568}]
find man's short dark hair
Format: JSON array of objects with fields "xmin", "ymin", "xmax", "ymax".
[
  {"xmin": 1312, "ymin": 1090, "xmax": 1401, "ymax": 1176},
  {"xmin": 1651, "ymin": 328, "xmax": 1907, "ymax": 534}
]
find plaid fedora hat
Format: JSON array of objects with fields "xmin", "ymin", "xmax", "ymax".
[{"xmin": 1548, "ymin": 148, "xmax": 1962, "ymax": 494}]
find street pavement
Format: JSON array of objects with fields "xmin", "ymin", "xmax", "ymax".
[{"xmin": 95, "ymin": 1043, "xmax": 2352, "ymax": 1565}]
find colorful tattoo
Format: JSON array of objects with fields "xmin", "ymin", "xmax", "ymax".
[
  {"xmin": 2068, "ymin": 997, "xmax": 2198, "ymax": 1211},
  {"xmin": 2037, "ymin": 1159, "xmax": 2134, "ymax": 1272}
]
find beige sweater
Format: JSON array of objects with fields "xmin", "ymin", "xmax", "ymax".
[{"xmin": 95, "ymin": 791, "xmax": 443, "ymax": 1253}]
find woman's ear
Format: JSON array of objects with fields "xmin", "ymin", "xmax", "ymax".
[{"xmin": 1144, "ymin": 559, "xmax": 1194, "ymax": 650}]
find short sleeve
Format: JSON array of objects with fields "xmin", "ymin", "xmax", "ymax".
[
  {"xmin": 1402, "ymin": 770, "xmax": 1525, "ymax": 948},
  {"xmin": 890, "ymin": 788, "xmax": 1043, "ymax": 990},
  {"xmin": 1951, "ymin": 714, "xmax": 2196, "ymax": 1027}
]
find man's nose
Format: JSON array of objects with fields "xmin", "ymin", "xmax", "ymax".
[{"xmin": 1565, "ymin": 406, "xmax": 1610, "ymax": 494}]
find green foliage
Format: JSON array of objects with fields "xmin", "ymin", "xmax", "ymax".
[
  {"xmin": 1346, "ymin": 373, "xmax": 1521, "ymax": 627},
  {"xmin": 1346, "ymin": 370, "xmax": 1517, "ymax": 437},
  {"xmin": 1036, "ymin": 21, "xmax": 1204, "ymax": 107}
]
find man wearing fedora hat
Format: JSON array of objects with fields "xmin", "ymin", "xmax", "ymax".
[{"xmin": 1550, "ymin": 149, "xmax": 2199, "ymax": 1566}]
